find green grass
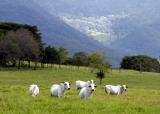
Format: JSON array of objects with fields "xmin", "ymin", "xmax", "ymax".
[{"xmin": 0, "ymin": 67, "xmax": 160, "ymax": 114}]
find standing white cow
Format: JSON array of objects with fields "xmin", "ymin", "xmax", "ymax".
[
  {"xmin": 104, "ymin": 85, "xmax": 127, "ymax": 95},
  {"xmin": 76, "ymin": 80, "xmax": 94, "ymax": 90},
  {"xmin": 50, "ymin": 81, "xmax": 70, "ymax": 98},
  {"xmin": 79, "ymin": 82, "xmax": 97, "ymax": 99},
  {"xmin": 29, "ymin": 84, "xmax": 39, "ymax": 97}
]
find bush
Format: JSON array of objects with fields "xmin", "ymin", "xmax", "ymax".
[{"xmin": 120, "ymin": 55, "xmax": 160, "ymax": 73}]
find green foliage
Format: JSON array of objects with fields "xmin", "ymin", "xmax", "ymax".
[
  {"xmin": 0, "ymin": 31, "xmax": 5, "ymax": 41},
  {"xmin": 57, "ymin": 47, "xmax": 69, "ymax": 65},
  {"xmin": 0, "ymin": 29, "xmax": 40, "ymax": 67},
  {"xmin": 42, "ymin": 46, "xmax": 58, "ymax": 64},
  {"xmin": 96, "ymin": 69, "xmax": 105, "ymax": 84},
  {"xmin": 0, "ymin": 22, "xmax": 43, "ymax": 51},
  {"xmin": 73, "ymin": 52, "xmax": 89, "ymax": 66},
  {"xmin": 0, "ymin": 22, "xmax": 43, "ymax": 68},
  {"xmin": 88, "ymin": 52, "xmax": 104, "ymax": 69},
  {"xmin": 121, "ymin": 55, "xmax": 160, "ymax": 72}
]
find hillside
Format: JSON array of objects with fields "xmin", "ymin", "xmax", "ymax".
[{"xmin": 35, "ymin": 0, "xmax": 160, "ymax": 59}]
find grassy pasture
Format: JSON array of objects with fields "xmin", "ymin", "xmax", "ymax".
[{"xmin": 0, "ymin": 67, "xmax": 160, "ymax": 114}]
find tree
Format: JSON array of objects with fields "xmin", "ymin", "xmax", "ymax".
[
  {"xmin": 96, "ymin": 69, "xmax": 105, "ymax": 85},
  {"xmin": 16, "ymin": 29, "xmax": 40, "ymax": 68},
  {"xmin": 42, "ymin": 46, "xmax": 58, "ymax": 64},
  {"xmin": 88, "ymin": 52, "xmax": 104, "ymax": 70},
  {"xmin": 88, "ymin": 52, "xmax": 110, "ymax": 84},
  {"xmin": 0, "ymin": 22, "xmax": 43, "ymax": 52},
  {"xmin": 95, "ymin": 62, "xmax": 110, "ymax": 85},
  {"xmin": 57, "ymin": 47, "xmax": 69, "ymax": 67},
  {"xmin": 65, "ymin": 57, "xmax": 74, "ymax": 65},
  {"xmin": 0, "ymin": 29, "xmax": 40, "ymax": 68},
  {"xmin": 0, "ymin": 30, "xmax": 21, "ymax": 66},
  {"xmin": 121, "ymin": 55, "xmax": 160, "ymax": 73},
  {"xmin": 73, "ymin": 52, "xmax": 89, "ymax": 67},
  {"xmin": 0, "ymin": 22, "xmax": 43, "ymax": 68}
]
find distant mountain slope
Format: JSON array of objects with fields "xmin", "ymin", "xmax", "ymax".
[
  {"xmin": 60, "ymin": 14, "xmax": 129, "ymax": 45},
  {"xmin": 0, "ymin": 0, "xmax": 106, "ymax": 53},
  {"xmin": 34, "ymin": 0, "xmax": 160, "ymax": 60},
  {"xmin": 109, "ymin": 22, "xmax": 160, "ymax": 56}
]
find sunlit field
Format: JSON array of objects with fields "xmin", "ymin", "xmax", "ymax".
[{"xmin": 0, "ymin": 67, "xmax": 160, "ymax": 114}]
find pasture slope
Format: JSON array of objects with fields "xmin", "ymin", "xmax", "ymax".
[{"xmin": 0, "ymin": 67, "xmax": 160, "ymax": 114}]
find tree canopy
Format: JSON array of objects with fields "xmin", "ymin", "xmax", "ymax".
[
  {"xmin": 73, "ymin": 52, "xmax": 89, "ymax": 67},
  {"xmin": 120, "ymin": 55, "xmax": 160, "ymax": 73},
  {"xmin": 88, "ymin": 52, "xmax": 105, "ymax": 69},
  {"xmin": 42, "ymin": 46, "xmax": 58, "ymax": 64},
  {"xmin": 0, "ymin": 29, "xmax": 40, "ymax": 67},
  {"xmin": 57, "ymin": 47, "xmax": 69, "ymax": 65},
  {"xmin": 0, "ymin": 22, "xmax": 42, "ymax": 67}
]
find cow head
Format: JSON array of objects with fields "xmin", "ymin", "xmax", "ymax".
[
  {"xmin": 63, "ymin": 81, "xmax": 71, "ymax": 90},
  {"xmin": 88, "ymin": 83, "xmax": 97, "ymax": 91},
  {"xmin": 122, "ymin": 85, "xmax": 127, "ymax": 91}
]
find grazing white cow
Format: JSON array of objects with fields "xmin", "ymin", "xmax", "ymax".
[
  {"xmin": 76, "ymin": 80, "xmax": 94, "ymax": 90},
  {"xmin": 29, "ymin": 84, "xmax": 39, "ymax": 97},
  {"xmin": 104, "ymin": 85, "xmax": 127, "ymax": 95},
  {"xmin": 50, "ymin": 82, "xmax": 70, "ymax": 98},
  {"xmin": 79, "ymin": 82, "xmax": 97, "ymax": 99}
]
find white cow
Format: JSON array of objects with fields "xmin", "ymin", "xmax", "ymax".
[
  {"xmin": 79, "ymin": 82, "xmax": 97, "ymax": 99},
  {"xmin": 76, "ymin": 80, "xmax": 94, "ymax": 90},
  {"xmin": 29, "ymin": 84, "xmax": 39, "ymax": 97},
  {"xmin": 104, "ymin": 85, "xmax": 127, "ymax": 95},
  {"xmin": 50, "ymin": 82, "xmax": 70, "ymax": 98}
]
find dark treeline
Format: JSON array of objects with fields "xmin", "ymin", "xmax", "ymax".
[
  {"xmin": 0, "ymin": 22, "xmax": 42, "ymax": 69},
  {"xmin": 42, "ymin": 46, "xmax": 110, "ymax": 69},
  {"xmin": 41, "ymin": 46, "xmax": 69, "ymax": 67},
  {"xmin": 120, "ymin": 55, "xmax": 160, "ymax": 73},
  {"xmin": 0, "ymin": 22, "xmax": 110, "ymax": 70}
]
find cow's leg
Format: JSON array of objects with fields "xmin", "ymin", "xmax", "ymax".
[
  {"xmin": 58, "ymin": 92, "xmax": 62, "ymax": 98},
  {"xmin": 107, "ymin": 90, "xmax": 110, "ymax": 95}
]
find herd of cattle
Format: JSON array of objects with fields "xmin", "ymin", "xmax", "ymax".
[{"xmin": 29, "ymin": 80, "xmax": 127, "ymax": 99}]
